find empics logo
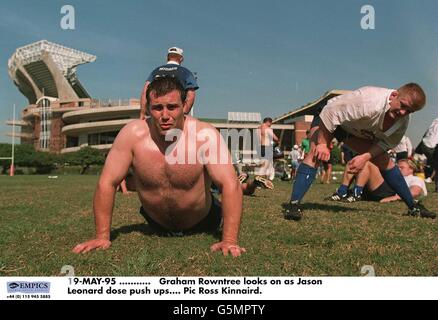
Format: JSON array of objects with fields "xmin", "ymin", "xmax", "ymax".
[{"xmin": 7, "ymin": 281, "xmax": 51, "ymax": 293}]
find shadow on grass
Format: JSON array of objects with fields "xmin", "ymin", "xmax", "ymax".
[
  {"xmin": 281, "ymin": 202, "xmax": 360, "ymax": 213},
  {"xmin": 111, "ymin": 223, "xmax": 221, "ymax": 241},
  {"xmin": 111, "ymin": 223, "xmax": 156, "ymax": 241}
]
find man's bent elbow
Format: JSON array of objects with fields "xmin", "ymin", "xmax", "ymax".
[
  {"xmin": 222, "ymin": 179, "xmax": 242, "ymax": 197},
  {"xmin": 95, "ymin": 178, "xmax": 118, "ymax": 195}
]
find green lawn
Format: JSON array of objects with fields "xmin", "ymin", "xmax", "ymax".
[{"xmin": 0, "ymin": 175, "xmax": 437, "ymax": 276}]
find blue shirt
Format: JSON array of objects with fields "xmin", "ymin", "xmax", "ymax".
[{"xmin": 147, "ymin": 63, "xmax": 199, "ymax": 90}]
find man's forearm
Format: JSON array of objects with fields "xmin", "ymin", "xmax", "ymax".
[
  {"xmin": 317, "ymin": 122, "xmax": 334, "ymax": 145},
  {"xmin": 93, "ymin": 183, "xmax": 117, "ymax": 240},
  {"xmin": 220, "ymin": 182, "xmax": 243, "ymax": 244},
  {"xmin": 184, "ymin": 90, "xmax": 196, "ymax": 114}
]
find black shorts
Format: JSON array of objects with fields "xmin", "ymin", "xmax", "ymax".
[
  {"xmin": 311, "ymin": 115, "xmax": 350, "ymax": 142},
  {"xmin": 260, "ymin": 145, "xmax": 275, "ymax": 158},
  {"xmin": 322, "ymin": 158, "xmax": 335, "ymax": 167},
  {"xmin": 260, "ymin": 145, "xmax": 266, "ymax": 157},
  {"xmin": 416, "ymin": 141, "xmax": 438, "ymax": 169},
  {"xmin": 362, "ymin": 181, "xmax": 396, "ymax": 202},
  {"xmin": 139, "ymin": 194, "xmax": 222, "ymax": 236},
  {"xmin": 341, "ymin": 145, "xmax": 356, "ymax": 162}
]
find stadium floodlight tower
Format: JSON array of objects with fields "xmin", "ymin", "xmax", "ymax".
[
  {"xmin": 8, "ymin": 39, "xmax": 96, "ymax": 103},
  {"xmin": 7, "ymin": 40, "xmax": 96, "ymax": 150}
]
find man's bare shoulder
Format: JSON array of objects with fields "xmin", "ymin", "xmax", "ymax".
[
  {"xmin": 186, "ymin": 116, "xmax": 217, "ymax": 133},
  {"xmin": 119, "ymin": 119, "xmax": 150, "ymax": 140}
]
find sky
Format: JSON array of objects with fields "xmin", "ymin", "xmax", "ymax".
[{"xmin": 0, "ymin": 0, "xmax": 437, "ymax": 145}]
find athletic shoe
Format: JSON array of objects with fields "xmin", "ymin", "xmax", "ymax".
[
  {"xmin": 238, "ymin": 173, "xmax": 249, "ymax": 184},
  {"xmin": 254, "ymin": 176, "xmax": 274, "ymax": 189},
  {"xmin": 325, "ymin": 191, "xmax": 348, "ymax": 201},
  {"xmin": 406, "ymin": 203, "xmax": 436, "ymax": 219},
  {"xmin": 344, "ymin": 193, "xmax": 362, "ymax": 203},
  {"xmin": 284, "ymin": 201, "xmax": 302, "ymax": 221}
]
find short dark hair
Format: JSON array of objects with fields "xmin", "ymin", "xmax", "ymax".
[
  {"xmin": 146, "ymin": 77, "xmax": 186, "ymax": 107},
  {"xmin": 263, "ymin": 117, "xmax": 273, "ymax": 123}
]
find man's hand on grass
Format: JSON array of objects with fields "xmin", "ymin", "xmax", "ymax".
[
  {"xmin": 72, "ymin": 239, "xmax": 111, "ymax": 254},
  {"xmin": 210, "ymin": 241, "xmax": 246, "ymax": 257}
]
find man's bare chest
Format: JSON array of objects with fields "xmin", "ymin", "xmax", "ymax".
[{"xmin": 133, "ymin": 150, "xmax": 204, "ymax": 190}]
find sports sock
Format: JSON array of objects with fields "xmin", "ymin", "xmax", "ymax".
[
  {"xmin": 337, "ymin": 184, "xmax": 349, "ymax": 197},
  {"xmin": 381, "ymin": 166, "xmax": 415, "ymax": 209},
  {"xmin": 353, "ymin": 185, "xmax": 363, "ymax": 197},
  {"xmin": 290, "ymin": 163, "xmax": 317, "ymax": 202}
]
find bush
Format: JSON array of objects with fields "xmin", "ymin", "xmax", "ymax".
[
  {"xmin": 0, "ymin": 144, "xmax": 106, "ymax": 175},
  {"xmin": 69, "ymin": 147, "xmax": 105, "ymax": 174}
]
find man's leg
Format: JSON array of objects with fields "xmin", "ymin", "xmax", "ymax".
[
  {"xmin": 241, "ymin": 181, "xmax": 257, "ymax": 195},
  {"xmin": 345, "ymin": 162, "xmax": 381, "ymax": 201},
  {"xmin": 327, "ymin": 160, "xmax": 355, "ymax": 200},
  {"xmin": 371, "ymin": 153, "xmax": 415, "ymax": 208},
  {"xmin": 374, "ymin": 151, "xmax": 436, "ymax": 218},
  {"xmin": 362, "ymin": 162, "xmax": 385, "ymax": 191},
  {"xmin": 344, "ymin": 137, "xmax": 435, "ymax": 218},
  {"xmin": 285, "ymin": 127, "xmax": 319, "ymax": 220},
  {"xmin": 325, "ymin": 163, "xmax": 333, "ymax": 184},
  {"xmin": 320, "ymin": 162, "xmax": 326, "ymax": 184},
  {"xmin": 119, "ymin": 179, "xmax": 129, "ymax": 194},
  {"xmin": 343, "ymin": 137, "xmax": 415, "ymax": 208},
  {"xmin": 256, "ymin": 159, "xmax": 269, "ymax": 179}
]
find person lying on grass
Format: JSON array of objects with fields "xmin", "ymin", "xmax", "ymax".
[{"xmin": 327, "ymin": 159, "xmax": 428, "ymax": 204}]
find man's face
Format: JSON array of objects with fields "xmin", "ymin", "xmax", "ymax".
[
  {"xmin": 387, "ymin": 91, "xmax": 416, "ymax": 120},
  {"xmin": 398, "ymin": 161, "xmax": 413, "ymax": 177},
  {"xmin": 148, "ymin": 89, "xmax": 185, "ymax": 136}
]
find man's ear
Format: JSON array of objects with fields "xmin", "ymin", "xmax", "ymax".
[
  {"xmin": 183, "ymin": 100, "xmax": 189, "ymax": 114},
  {"xmin": 390, "ymin": 91, "xmax": 399, "ymax": 99}
]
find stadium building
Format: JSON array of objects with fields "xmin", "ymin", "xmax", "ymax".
[
  {"xmin": 6, "ymin": 40, "xmax": 347, "ymax": 155},
  {"xmin": 7, "ymin": 40, "xmax": 140, "ymax": 153}
]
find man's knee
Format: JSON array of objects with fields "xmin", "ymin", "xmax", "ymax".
[{"xmin": 371, "ymin": 153, "xmax": 393, "ymax": 170}]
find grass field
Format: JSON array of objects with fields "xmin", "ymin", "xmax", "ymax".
[{"xmin": 0, "ymin": 175, "xmax": 437, "ymax": 276}]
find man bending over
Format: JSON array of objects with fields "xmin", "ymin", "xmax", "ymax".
[{"xmin": 284, "ymin": 83, "xmax": 436, "ymax": 220}]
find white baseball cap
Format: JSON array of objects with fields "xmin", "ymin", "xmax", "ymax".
[
  {"xmin": 168, "ymin": 47, "xmax": 184, "ymax": 56},
  {"xmin": 293, "ymin": 145, "xmax": 299, "ymax": 149}
]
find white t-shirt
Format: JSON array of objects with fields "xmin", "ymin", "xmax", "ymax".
[
  {"xmin": 393, "ymin": 135, "xmax": 412, "ymax": 156},
  {"xmin": 404, "ymin": 175, "xmax": 427, "ymax": 197},
  {"xmin": 289, "ymin": 149, "xmax": 301, "ymax": 161},
  {"xmin": 319, "ymin": 86, "xmax": 409, "ymax": 151},
  {"xmin": 422, "ymin": 118, "xmax": 438, "ymax": 149}
]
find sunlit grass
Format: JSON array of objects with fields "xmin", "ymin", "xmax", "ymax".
[{"xmin": 0, "ymin": 175, "xmax": 436, "ymax": 276}]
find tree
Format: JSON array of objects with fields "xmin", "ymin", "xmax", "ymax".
[
  {"xmin": 0, "ymin": 143, "xmax": 12, "ymax": 174},
  {"xmin": 71, "ymin": 147, "xmax": 105, "ymax": 174},
  {"xmin": 33, "ymin": 151, "xmax": 56, "ymax": 174},
  {"xmin": 14, "ymin": 144, "xmax": 37, "ymax": 167},
  {"xmin": 0, "ymin": 143, "xmax": 37, "ymax": 174}
]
